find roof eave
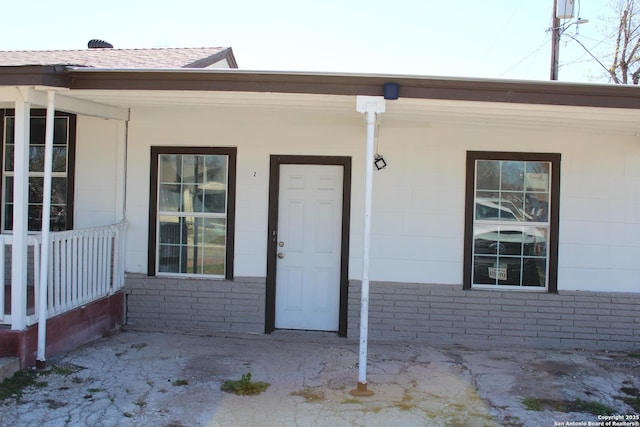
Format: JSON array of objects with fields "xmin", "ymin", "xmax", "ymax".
[
  {"xmin": 1, "ymin": 65, "xmax": 639, "ymax": 110},
  {"xmin": 0, "ymin": 65, "xmax": 71, "ymax": 87},
  {"xmin": 67, "ymin": 68, "xmax": 640, "ymax": 110}
]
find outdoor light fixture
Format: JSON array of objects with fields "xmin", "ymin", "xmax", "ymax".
[{"xmin": 374, "ymin": 154, "xmax": 387, "ymax": 170}]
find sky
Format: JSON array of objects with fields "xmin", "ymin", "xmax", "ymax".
[{"xmin": 0, "ymin": 0, "xmax": 622, "ymax": 83}]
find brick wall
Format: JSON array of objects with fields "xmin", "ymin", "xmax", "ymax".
[
  {"xmin": 348, "ymin": 281, "xmax": 640, "ymax": 351},
  {"xmin": 124, "ymin": 274, "xmax": 265, "ymax": 334},
  {"xmin": 124, "ymin": 275, "xmax": 639, "ymax": 350}
]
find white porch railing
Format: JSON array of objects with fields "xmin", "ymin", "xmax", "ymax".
[{"xmin": 1, "ymin": 221, "xmax": 127, "ymax": 327}]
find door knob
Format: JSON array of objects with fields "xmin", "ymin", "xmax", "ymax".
[
  {"xmin": 278, "ymin": 241, "xmax": 285, "ymax": 247},
  {"xmin": 278, "ymin": 252, "xmax": 285, "ymax": 259}
]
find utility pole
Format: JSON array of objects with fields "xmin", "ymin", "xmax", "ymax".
[{"xmin": 550, "ymin": 0, "xmax": 561, "ymax": 80}]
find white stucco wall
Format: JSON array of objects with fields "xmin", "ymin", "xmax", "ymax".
[{"xmin": 114, "ymin": 102, "xmax": 640, "ymax": 293}]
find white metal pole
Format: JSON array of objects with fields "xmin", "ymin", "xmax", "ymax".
[
  {"xmin": 352, "ymin": 96, "xmax": 385, "ymax": 396},
  {"xmin": 36, "ymin": 91, "xmax": 55, "ymax": 368},
  {"xmin": 10, "ymin": 91, "xmax": 31, "ymax": 330},
  {"xmin": 358, "ymin": 108, "xmax": 375, "ymax": 385}
]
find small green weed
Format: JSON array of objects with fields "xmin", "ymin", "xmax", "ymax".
[
  {"xmin": 572, "ymin": 399, "xmax": 616, "ymax": 415},
  {"xmin": 133, "ymin": 399, "xmax": 147, "ymax": 408},
  {"xmin": 0, "ymin": 369, "xmax": 40, "ymax": 400},
  {"xmin": 52, "ymin": 366, "xmax": 73, "ymax": 376},
  {"xmin": 522, "ymin": 397, "xmax": 615, "ymax": 415},
  {"xmin": 619, "ymin": 386, "xmax": 640, "ymax": 412},
  {"xmin": 221, "ymin": 373, "xmax": 270, "ymax": 396},
  {"xmin": 622, "ymin": 396, "xmax": 640, "ymax": 412},
  {"xmin": 291, "ymin": 387, "xmax": 325, "ymax": 402},
  {"xmin": 628, "ymin": 353, "xmax": 640, "ymax": 359},
  {"xmin": 393, "ymin": 392, "xmax": 416, "ymax": 411},
  {"xmin": 123, "ymin": 412, "xmax": 134, "ymax": 418},
  {"xmin": 172, "ymin": 379, "xmax": 189, "ymax": 386},
  {"xmin": 340, "ymin": 397, "xmax": 361, "ymax": 404},
  {"xmin": 522, "ymin": 397, "xmax": 543, "ymax": 411}
]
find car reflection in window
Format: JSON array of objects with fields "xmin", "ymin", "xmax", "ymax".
[{"xmin": 473, "ymin": 200, "xmax": 547, "ymax": 287}]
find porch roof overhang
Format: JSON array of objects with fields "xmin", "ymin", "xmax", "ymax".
[
  {"xmin": 62, "ymin": 67, "xmax": 640, "ymax": 110},
  {"xmin": 1, "ymin": 65, "xmax": 640, "ymax": 133}
]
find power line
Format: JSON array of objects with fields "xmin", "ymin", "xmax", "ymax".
[
  {"xmin": 499, "ymin": 36, "xmax": 551, "ymax": 78},
  {"xmin": 562, "ymin": 32, "xmax": 612, "ymax": 77}
]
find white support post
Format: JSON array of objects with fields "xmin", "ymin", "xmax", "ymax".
[
  {"xmin": 10, "ymin": 92, "xmax": 31, "ymax": 330},
  {"xmin": 36, "ymin": 91, "xmax": 55, "ymax": 368},
  {"xmin": 351, "ymin": 96, "xmax": 385, "ymax": 397}
]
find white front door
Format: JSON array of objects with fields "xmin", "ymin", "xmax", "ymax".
[{"xmin": 275, "ymin": 164, "xmax": 343, "ymax": 331}]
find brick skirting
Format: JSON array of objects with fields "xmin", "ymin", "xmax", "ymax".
[
  {"xmin": 124, "ymin": 275, "xmax": 639, "ymax": 351},
  {"xmin": 348, "ymin": 281, "xmax": 640, "ymax": 351},
  {"xmin": 124, "ymin": 274, "xmax": 265, "ymax": 334}
]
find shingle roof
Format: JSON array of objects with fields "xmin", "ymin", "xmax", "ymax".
[{"xmin": 0, "ymin": 47, "xmax": 237, "ymax": 69}]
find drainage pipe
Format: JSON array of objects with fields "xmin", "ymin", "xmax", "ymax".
[{"xmin": 36, "ymin": 91, "xmax": 55, "ymax": 368}]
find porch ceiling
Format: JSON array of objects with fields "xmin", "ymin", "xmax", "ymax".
[{"xmin": 63, "ymin": 89, "xmax": 640, "ymax": 134}]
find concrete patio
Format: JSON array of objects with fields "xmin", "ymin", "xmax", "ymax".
[{"xmin": 0, "ymin": 328, "xmax": 638, "ymax": 426}]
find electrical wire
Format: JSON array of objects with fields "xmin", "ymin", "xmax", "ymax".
[
  {"xmin": 476, "ymin": 0, "xmax": 525, "ymax": 67},
  {"xmin": 499, "ymin": 36, "xmax": 551, "ymax": 78},
  {"xmin": 561, "ymin": 32, "xmax": 612, "ymax": 77}
]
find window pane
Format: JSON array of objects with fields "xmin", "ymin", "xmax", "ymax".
[
  {"xmin": 476, "ymin": 160, "xmax": 500, "ymax": 190},
  {"xmin": 158, "ymin": 218, "xmax": 187, "ymax": 273},
  {"xmin": 159, "ymin": 155, "xmax": 180, "ymax": 184},
  {"xmin": 195, "ymin": 185, "xmax": 226, "ymax": 214},
  {"xmin": 50, "ymin": 206, "xmax": 66, "ymax": 231},
  {"xmin": 52, "ymin": 177, "xmax": 67, "ymax": 204},
  {"xmin": 30, "ymin": 118, "xmax": 46, "ymax": 145},
  {"xmin": 5, "ymin": 118, "xmax": 14, "ymax": 148},
  {"xmin": 525, "ymin": 162, "xmax": 550, "ymax": 191},
  {"xmin": 159, "ymin": 184, "xmax": 181, "ymax": 212},
  {"xmin": 28, "ymin": 205, "xmax": 42, "ymax": 230},
  {"xmin": 182, "ymin": 184, "xmax": 197, "ymax": 213},
  {"xmin": 525, "ymin": 193, "xmax": 549, "ymax": 222},
  {"xmin": 53, "ymin": 118, "xmax": 68, "ymax": 145},
  {"xmin": 29, "ymin": 177, "xmax": 43, "ymax": 203},
  {"xmin": 52, "ymin": 147, "xmax": 67, "ymax": 172},
  {"xmin": 4, "ymin": 144, "xmax": 13, "ymax": 171},
  {"xmin": 202, "ymin": 246, "xmax": 224, "ymax": 275},
  {"xmin": 5, "ymin": 176, "xmax": 13, "ymax": 203},
  {"xmin": 29, "ymin": 146, "xmax": 45, "ymax": 172},
  {"xmin": 522, "ymin": 258, "xmax": 546, "ymax": 287},
  {"xmin": 500, "ymin": 161, "xmax": 525, "ymax": 191},
  {"xmin": 181, "ymin": 155, "xmax": 201, "ymax": 184},
  {"xmin": 4, "ymin": 203, "xmax": 12, "ymax": 230}
]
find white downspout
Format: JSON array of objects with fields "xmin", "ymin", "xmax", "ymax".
[
  {"xmin": 352, "ymin": 96, "xmax": 385, "ymax": 396},
  {"xmin": 36, "ymin": 91, "xmax": 55, "ymax": 369}
]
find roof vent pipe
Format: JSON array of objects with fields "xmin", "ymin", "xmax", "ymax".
[{"xmin": 88, "ymin": 39, "xmax": 114, "ymax": 49}]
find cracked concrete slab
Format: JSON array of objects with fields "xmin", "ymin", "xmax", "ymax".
[{"xmin": 0, "ymin": 328, "xmax": 638, "ymax": 426}]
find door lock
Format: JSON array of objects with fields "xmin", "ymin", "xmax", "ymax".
[
  {"xmin": 278, "ymin": 252, "xmax": 285, "ymax": 259},
  {"xmin": 278, "ymin": 241, "xmax": 285, "ymax": 247}
]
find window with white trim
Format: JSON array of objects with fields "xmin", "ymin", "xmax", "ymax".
[
  {"xmin": 149, "ymin": 147, "xmax": 236, "ymax": 279},
  {"xmin": 464, "ymin": 152, "xmax": 560, "ymax": 292},
  {"xmin": 1, "ymin": 110, "xmax": 76, "ymax": 232}
]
